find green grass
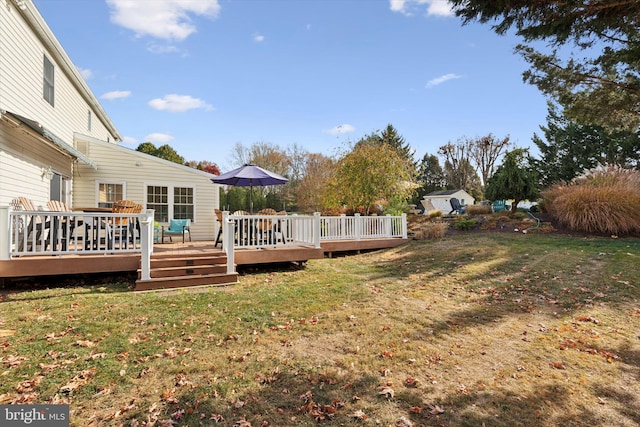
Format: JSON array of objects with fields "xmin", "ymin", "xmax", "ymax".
[{"xmin": 1, "ymin": 234, "xmax": 640, "ymax": 426}]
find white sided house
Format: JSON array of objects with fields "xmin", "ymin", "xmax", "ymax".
[
  {"xmin": 0, "ymin": 0, "xmax": 219, "ymax": 239},
  {"xmin": 74, "ymin": 135, "xmax": 218, "ymax": 241},
  {"xmin": 421, "ymin": 190, "xmax": 475, "ymax": 214}
]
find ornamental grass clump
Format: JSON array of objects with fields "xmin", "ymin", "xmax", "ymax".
[
  {"xmin": 466, "ymin": 204, "xmax": 492, "ymax": 215},
  {"xmin": 414, "ymin": 222, "xmax": 448, "ymax": 239},
  {"xmin": 542, "ymin": 165, "xmax": 640, "ymax": 235}
]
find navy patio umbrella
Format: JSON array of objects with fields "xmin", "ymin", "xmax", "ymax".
[{"xmin": 211, "ymin": 164, "xmax": 288, "ymax": 213}]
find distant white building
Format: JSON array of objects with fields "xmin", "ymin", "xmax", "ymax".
[{"xmin": 421, "ymin": 190, "xmax": 475, "ymax": 214}]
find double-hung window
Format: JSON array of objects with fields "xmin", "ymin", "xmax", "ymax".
[
  {"xmin": 43, "ymin": 55, "xmax": 55, "ymax": 106},
  {"xmin": 98, "ymin": 182, "xmax": 124, "ymax": 208},
  {"xmin": 146, "ymin": 185, "xmax": 194, "ymax": 223}
]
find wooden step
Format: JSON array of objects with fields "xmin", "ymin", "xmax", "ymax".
[
  {"xmin": 135, "ymin": 272, "xmax": 239, "ymax": 291},
  {"xmin": 146, "ymin": 264, "xmax": 228, "ymax": 278},
  {"xmin": 150, "ymin": 255, "xmax": 227, "ymax": 268}
]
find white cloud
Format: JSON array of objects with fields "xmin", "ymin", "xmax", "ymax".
[
  {"xmin": 426, "ymin": 73, "xmax": 462, "ymax": 88},
  {"xmin": 144, "ymin": 133, "xmax": 174, "ymax": 143},
  {"xmin": 253, "ymin": 34, "xmax": 265, "ymax": 42},
  {"xmin": 78, "ymin": 67, "xmax": 92, "ymax": 80},
  {"xmin": 106, "ymin": 0, "xmax": 220, "ymax": 42},
  {"xmin": 389, "ymin": 0, "xmax": 454, "ymax": 17},
  {"xmin": 148, "ymin": 94, "xmax": 214, "ymax": 112},
  {"xmin": 324, "ymin": 124, "xmax": 355, "ymax": 135},
  {"xmin": 101, "ymin": 90, "xmax": 132, "ymax": 100},
  {"xmin": 147, "ymin": 43, "xmax": 180, "ymax": 54}
]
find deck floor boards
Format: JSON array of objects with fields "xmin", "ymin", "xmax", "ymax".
[{"xmin": 1, "ymin": 238, "xmax": 410, "ymax": 279}]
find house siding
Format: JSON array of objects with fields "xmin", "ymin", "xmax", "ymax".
[
  {"xmin": 0, "ymin": 2, "xmax": 118, "ymax": 207},
  {"xmin": 73, "ymin": 136, "xmax": 219, "ymax": 241}
]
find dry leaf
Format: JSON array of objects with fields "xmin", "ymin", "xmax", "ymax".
[
  {"xmin": 351, "ymin": 409, "xmax": 368, "ymax": 420},
  {"xmin": 378, "ymin": 386, "xmax": 395, "ymax": 399},
  {"xmin": 550, "ymin": 361, "xmax": 565, "ymax": 370},
  {"xmin": 427, "ymin": 404, "xmax": 445, "ymax": 415}
]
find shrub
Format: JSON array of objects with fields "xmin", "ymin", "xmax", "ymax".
[
  {"xmin": 466, "ymin": 205, "xmax": 492, "ymax": 215},
  {"xmin": 428, "ymin": 210, "xmax": 443, "ymax": 219},
  {"xmin": 542, "ymin": 165, "xmax": 640, "ymax": 235},
  {"xmin": 414, "ymin": 222, "xmax": 448, "ymax": 239},
  {"xmin": 454, "ymin": 218, "xmax": 478, "ymax": 231}
]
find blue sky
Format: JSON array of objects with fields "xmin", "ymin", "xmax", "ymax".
[{"xmin": 33, "ymin": 0, "xmax": 549, "ymax": 171}]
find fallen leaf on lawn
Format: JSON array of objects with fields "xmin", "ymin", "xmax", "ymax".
[
  {"xmin": 2, "ymin": 355, "xmax": 27, "ymax": 368},
  {"xmin": 75, "ymin": 340, "xmax": 95, "ymax": 348},
  {"xmin": 405, "ymin": 377, "xmax": 419, "ymax": 387},
  {"xmin": 351, "ymin": 409, "xmax": 368, "ymax": 420},
  {"xmin": 60, "ymin": 368, "xmax": 96, "ymax": 393},
  {"xmin": 426, "ymin": 404, "xmax": 445, "ymax": 415},
  {"xmin": 378, "ymin": 386, "xmax": 395, "ymax": 399},
  {"xmin": 395, "ymin": 416, "xmax": 414, "ymax": 426},
  {"xmin": 0, "ymin": 330, "xmax": 15, "ymax": 337},
  {"xmin": 550, "ymin": 361, "xmax": 566, "ymax": 370},
  {"xmin": 86, "ymin": 353, "xmax": 106, "ymax": 360}
]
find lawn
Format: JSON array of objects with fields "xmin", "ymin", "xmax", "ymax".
[{"xmin": 1, "ymin": 233, "xmax": 639, "ymax": 426}]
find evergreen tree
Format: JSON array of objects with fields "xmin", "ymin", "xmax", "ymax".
[
  {"xmin": 534, "ymin": 104, "xmax": 640, "ymax": 186},
  {"xmin": 450, "ymin": 0, "xmax": 640, "ymax": 131},
  {"xmin": 485, "ymin": 148, "xmax": 539, "ymax": 211}
]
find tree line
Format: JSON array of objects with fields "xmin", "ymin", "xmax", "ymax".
[{"xmin": 138, "ymin": 1, "xmax": 639, "ymax": 214}]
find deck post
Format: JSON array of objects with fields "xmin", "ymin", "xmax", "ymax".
[
  {"xmin": 139, "ymin": 210, "xmax": 154, "ymax": 280},
  {"xmin": 0, "ymin": 206, "xmax": 10, "ymax": 260},
  {"xmin": 313, "ymin": 212, "xmax": 321, "ymax": 248},
  {"xmin": 402, "ymin": 213, "xmax": 407, "ymax": 239},
  {"xmin": 354, "ymin": 213, "xmax": 361, "ymax": 241},
  {"xmin": 223, "ymin": 214, "xmax": 235, "ymax": 274}
]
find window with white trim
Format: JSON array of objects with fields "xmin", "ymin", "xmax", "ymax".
[
  {"xmin": 43, "ymin": 55, "xmax": 55, "ymax": 106},
  {"xmin": 146, "ymin": 185, "xmax": 194, "ymax": 223},
  {"xmin": 98, "ymin": 183, "xmax": 124, "ymax": 208}
]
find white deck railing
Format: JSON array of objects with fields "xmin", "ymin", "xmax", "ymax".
[{"xmin": 1, "ymin": 206, "xmax": 406, "ymax": 280}]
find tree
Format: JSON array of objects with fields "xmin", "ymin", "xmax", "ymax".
[
  {"xmin": 534, "ymin": 104, "xmax": 640, "ymax": 186},
  {"xmin": 438, "ymin": 141, "xmax": 482, "ymax": 195},
  {"xmin": 450, "ymin": 0, "xmax": 640, "ymax": 131},
  {"xmin": 467, "ymin": 134, "xmax": 510, "ymax": 187},
  {"xmin": 325, "ymin": 142, "xmax": 415, "ymax": 215},
  {"xmin": 296, "ymin": 153, "xmax": 335, "ymax": 213},
  {"xmin": 356, "ymin": 124, "xmax": 416, "ymax": 167},
  {"xmin": 135, "ymin": 142, "xmax": 185, "ymax": 164},
  {"xmin": 485, "ymin": 148, "xmax": 539, "ymax": 211},
  {"xmin": 415, "ymin": 153, "xmax": 446, "ymax": 202}
]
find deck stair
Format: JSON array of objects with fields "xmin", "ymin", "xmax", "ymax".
[{"xmin": 135, "ymin": 252, "xmax": 238, "ymax": 291}]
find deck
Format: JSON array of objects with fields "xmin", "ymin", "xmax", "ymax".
[
  {"xmin": 1, "ymin": 210, "xmax": 409, "ymax": 290},
  {"xmin": 0, "ymin": 237, "xmax": 409, "ymax": 280}
]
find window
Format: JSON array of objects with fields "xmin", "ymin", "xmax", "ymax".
[
  {"xmin": 49, "ymin": 172, "xmax": 70, "ymax": 204},
  {"xmin": 147, "ymin": 186, "xmax": 169, "ymax": 222},
  {"xmin": 43, "ymin": 55, "xmax": 55, "ymax": 106},
  {"xmin": 87, "ymin": 110, "xmax": 92, "ymax": 132},
  {"xmin": 174, "ymin": 187, "xmax": 194, "ymax": 219},
  {"xmin": 146, "ymin": 185, "xmax": 194, "ymax": 223},
  {"xmin": 98, "ymin": 183, "xmax": 123, "ymax": 208}
]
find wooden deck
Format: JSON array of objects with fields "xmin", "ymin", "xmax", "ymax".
[{"xmin": 0, "ymin": 237, "xmax": 411, "ymax": 282}]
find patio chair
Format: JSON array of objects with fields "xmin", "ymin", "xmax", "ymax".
[
  {"xmin": 232, "ymin": 210, "xmax": 250, "ymax": 245},
  {"xmin": 108, "ymin": 200, "xmax": 141, "ymax": 248},
  {"xmin": 17, "ymin": 196, "xmax": 51, "ymax": 251},
  {"xmin": 214, "ymin": 209, "xmax": 223, "ymax": 247},
  {"xmin": 491, "ymin": 200, "xmax": 507, "ymax": 213},
  {"xmin": 449, "ymin": 198, "xmax": 466, "ymax": 215},
  {"xmin": 161, "ymin": 218, "xmax": 191, "ymax": 243},
  {"xmin": 46, "ymin": 200, "xmax": 83, "ymax": 250}
]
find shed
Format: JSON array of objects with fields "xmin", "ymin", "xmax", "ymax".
[{"xmin": 421, "ymin": 190, "xmax": 475, "ymax": 214}]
